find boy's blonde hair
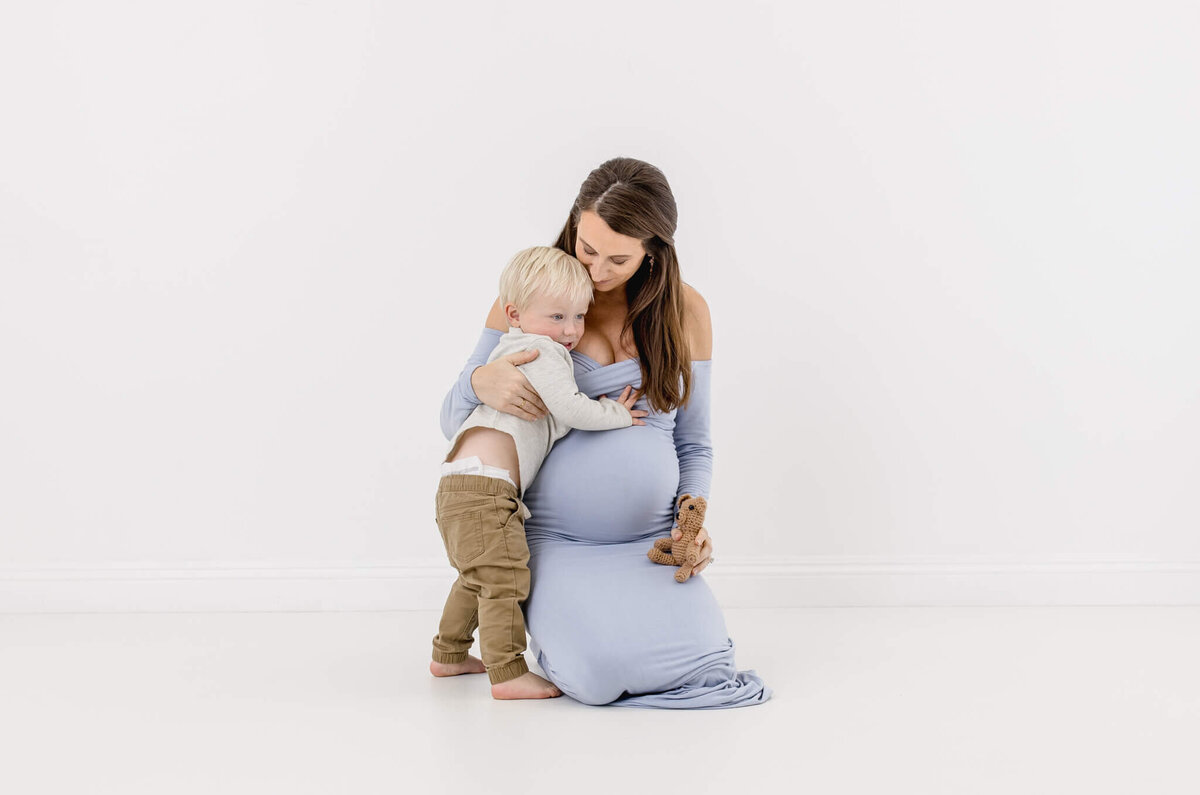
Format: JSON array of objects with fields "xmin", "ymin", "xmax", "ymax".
[{"xmin": 499, "ymin": 246, "xmax": 593, "ymax": 311}]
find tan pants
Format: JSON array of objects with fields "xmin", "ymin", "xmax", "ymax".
[{"xmin": 431, "ymin": 474, "xmax": 531, "ymax": 685}]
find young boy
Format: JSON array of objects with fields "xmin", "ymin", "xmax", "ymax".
[{"xmin": 430, "ymin": 246, "xmax": 647, "ymax": 700}]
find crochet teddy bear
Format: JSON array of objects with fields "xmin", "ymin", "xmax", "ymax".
[{"xmin": 647, "ymin": 494, "xmax": 707, "ymax": 582}]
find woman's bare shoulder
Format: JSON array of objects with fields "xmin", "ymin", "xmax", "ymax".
[
  {"xmin": 485, "ymin": 297, "xmax": 508, "ymax": 332},
  {"xmin": 682, "ymin": 283, "xmax": 712, "ymax": 359}
]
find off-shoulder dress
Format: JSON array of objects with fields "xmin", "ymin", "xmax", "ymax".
[{"xmin": 440, "ymin": 328, "xmax": 771, "ymax": 709}]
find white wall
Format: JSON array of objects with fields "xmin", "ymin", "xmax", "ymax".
[{"xmin": 2, "ymin": 1, "xmax": 1197, "ymax": 608}]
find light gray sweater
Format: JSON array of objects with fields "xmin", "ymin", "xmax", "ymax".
[{"xmin": 446, "ymin": 327, "xmax": 633, "ymax": 514}]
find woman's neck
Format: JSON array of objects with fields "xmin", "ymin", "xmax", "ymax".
[
  {"xmin": 591, "ymin": 284, "xmax": 628, "ymax": 315},
  {"xmin": 580, "ymin": 285, "xmax": 636, "ymax": 361}
]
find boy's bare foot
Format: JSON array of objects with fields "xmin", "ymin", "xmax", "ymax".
[
  {"xmin": 491, "ymin": 671, "xmax": 562, "ymax": 700},
  {"xmin": 429, "ymin": 655, "xmax": 487, "ymax": 677}
]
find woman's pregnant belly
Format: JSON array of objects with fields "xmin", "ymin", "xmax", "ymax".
[{"xmin": 523, "ymin": 423, "xmax": 679, "ymax": 545}]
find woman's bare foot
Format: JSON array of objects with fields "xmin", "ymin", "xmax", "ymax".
[
  {"xmin": 491, "ymin": 671, "xmax": 562, "ymax": 700},
  {"xmin": 429, "ymin": 655, "xmax": 487, "ymax": 677}
]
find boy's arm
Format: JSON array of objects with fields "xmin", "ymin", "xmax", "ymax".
[{"xmin": 517, "ymin": 344, "xmax": 633, "ymax": 431}]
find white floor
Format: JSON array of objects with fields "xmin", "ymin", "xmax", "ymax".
[{"xmin": 1, "ymin": 607, "xmax": 1198, "ymax": 794}]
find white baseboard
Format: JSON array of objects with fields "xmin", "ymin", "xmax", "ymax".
[{"xmin": 2, "ymin": 556, "xmax": 1199, "ymax": 612}]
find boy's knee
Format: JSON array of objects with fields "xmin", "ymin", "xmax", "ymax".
[{"xmin": 472, "ymin": 564, "xmax": 531, "ymax": 602}]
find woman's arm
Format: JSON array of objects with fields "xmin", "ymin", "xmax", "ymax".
[
  {"xmin": 671, "ymin": 285, "xmax": 715, "ymax": 572},
  {"xmin": 438, "ymin": 299, "xmax": 549, "ymax": 440},
  {"xmin": 673, "ymin": 359, "xmax": 713, "ymax": 500},
  {"xmin": 439, "ymin": 327, "xmax": 503, "ymax": 439},
  {"xmin": 673, "ymin": 284, "xmax": 714, "ymax": 501}
]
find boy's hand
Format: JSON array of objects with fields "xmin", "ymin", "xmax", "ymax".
[{"xmin": 614, "ymin": 385, "xmax": 648, "ymax": 426}]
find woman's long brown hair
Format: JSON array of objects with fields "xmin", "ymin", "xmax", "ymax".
[{"xmin": 554, "ymin": 157, "xmax": 692, "ymax": 413}]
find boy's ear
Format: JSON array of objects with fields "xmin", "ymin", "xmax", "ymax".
[{"xmin": 503, "ymin": 303, "xmax": 520, "ymax": 327}]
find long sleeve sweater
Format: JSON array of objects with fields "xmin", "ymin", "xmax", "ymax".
[
  {"xmin": 445, "ymin": 327, "xmax": 633, "ymax": 508},
  {"xmin": 441, "ymin": 328, "xmax": 713, "ymax": 502}
]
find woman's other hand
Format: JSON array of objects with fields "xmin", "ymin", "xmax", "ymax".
[
  {"xmin": 671, "ymin": 521, "xmax": 713, "ymax": 574},
  {"xmin": 614, "ymin": 386, "xmax": 649, "ymax": 426},
  {"xmin": 470, "ymin": 351, "xmax": 548, "ymax": 421}
]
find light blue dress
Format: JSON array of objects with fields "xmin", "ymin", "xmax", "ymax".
[{"xmin": 441, "ymin": 329, "xmax": 771, "ymax": 709}]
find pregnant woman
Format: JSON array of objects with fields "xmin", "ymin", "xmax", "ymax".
[{"xmin": 440, "ymin": 157, "xmax": 770, "ymax": 709}]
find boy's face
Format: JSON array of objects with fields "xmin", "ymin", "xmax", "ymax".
[{"xmin": 506, "ymin": 291, "xmax": 590, "ymax": 351}]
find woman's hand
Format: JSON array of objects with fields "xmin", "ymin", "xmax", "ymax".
[
  {"xmin": 614, "ymin": 386, "xmax": 649, "ymax": 426},
  {"xmin": 470, "ymin": 350, "xmax": 548, "ymax": 421},
  {"xmin": 671, "ymin": 521, "xmax": 714, "ymax": 574}
]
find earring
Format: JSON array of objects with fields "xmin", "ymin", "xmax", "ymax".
[{"xmin": 648, "ymin": 256, "xmax": 655, "ymax": 274}]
